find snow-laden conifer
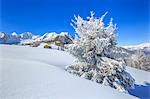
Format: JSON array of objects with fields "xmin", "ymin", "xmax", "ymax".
[{"xmin": 66, "ymin": 12, "xmax": 135, "ymax": 92}]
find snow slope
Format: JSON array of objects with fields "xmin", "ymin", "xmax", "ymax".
[
  {"xmin": 0, "ymin": 45, "xmax": 149, "ymax": 99},
  {"xmin": 122, "ymin": 42, "xmax": 150, "ymax": 56}
]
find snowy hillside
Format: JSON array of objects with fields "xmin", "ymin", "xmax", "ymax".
[
  {"xmin": 122, "ymin": 42, "xmax": 150, "ymax": 55},
  {"xmin": 0, "ymin": 45, "xmax": 150, "ymax": 99}
]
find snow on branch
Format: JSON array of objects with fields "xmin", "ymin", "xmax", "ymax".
[{"xmin": 66, "ymin": 12, "xmax": 135, "ymax": 92}]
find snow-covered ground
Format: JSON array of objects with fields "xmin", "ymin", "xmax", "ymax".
[{"xmin": 0, "ymin": 45, "xmax": 149, "ymax": 99}]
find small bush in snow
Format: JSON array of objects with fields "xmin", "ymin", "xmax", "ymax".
[{"xmin": 66, "ymin": 12, "xmax": 135, "ymax": 92}]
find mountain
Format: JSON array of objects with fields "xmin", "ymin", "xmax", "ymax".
[
  {"xmin": 20, "ymin": 32, "xmax": 73, "ymax": 49},
  {"xmin": 0, "ymin": 32, "xmax": 35, "ymax": 44},
  {"xmin": 11, "ymin": 32, "xmax": 18, "ymax": 37},
  {"xmin": 122, "ymin": 42, "xmax": 150, "ymax": 56},
  {"xmin": 35, "ymin": 32, "xmax": 73, "ymax": 42},
  {"xmin": 0, "ymin": 32, "xmax": 20, "ymax": 44},
  {"xmin": 122, "ymin": 43, "xmax": 150, "ymax": 50},
  {"xmin": 0, "ymin": 32, "xmax": 5, "ymax": 39},
  {"xmin": 0, "ymin": 32, "xmax": 73, "ymax": 49},
  {"xmin": 37, "ymin": 32, "xmax": 58, "ymax": 41},
  {"xmin": 19, "ymin": 32, "xmax": 33, "ymax": 40}
]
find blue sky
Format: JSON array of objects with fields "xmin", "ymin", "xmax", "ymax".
[{"xmin": 1, "ymin": 0, "xmax": 149, "ymax": 45}]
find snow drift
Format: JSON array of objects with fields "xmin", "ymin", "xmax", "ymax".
[{"xmin": 1, "ymin": 45, "xmax": 147, "ymax": 99}]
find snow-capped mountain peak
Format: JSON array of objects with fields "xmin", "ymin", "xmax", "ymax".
[
  {"xmin": 43, "ymin": 32, "xmax": 58, "ymax": 40},
  {"xmin": 0, "ymin": 32, "xmax": 34, "ymax": 44},
  {"xmin": 11, "ymin": 32, "xmax": 18, "ymax": 37},
  {"xmin": 0, "ymin": 32, "xmax": 5, "ymax": 38},
  {"xmin": 19, "ymin": 32, "xmax": 33, "ymax": 39},
  {"xmin": 122, "ymin": 42, "xmax": 150, "ymax": 56},
  {"xmin": 122, "ymin": 42, "xmax": 150, "ymax": 50},
  {"xmin": 59, "ymin": 32, "xmax": 69, "ymax": 36}
]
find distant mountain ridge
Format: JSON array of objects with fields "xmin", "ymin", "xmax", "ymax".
[
  {"xmin": 0, "ymin": 32, "xmax": 73, "ymax": 50},
  {"xmin": 0, "ymin": 32, "xmax": 34, "ymax": 44},
  {"xmin": 122, "ymin": 43, "xmax": 150, "ymax": 50},
  {"xmin": 122, "ymin": 42, "xmax": 150, "ymax": 56}
]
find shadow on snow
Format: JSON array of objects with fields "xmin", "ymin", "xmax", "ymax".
[{"xmin": 128, "ymin": 82, "xmax": 150, "ymax": 99}]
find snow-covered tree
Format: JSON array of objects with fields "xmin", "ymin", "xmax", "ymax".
[
  {"xmin": 125, "ymin": 50, "xmax": 150, "ymax": 72},
  {"xmin": 66, "ymin": 12, "xmax": 135, "ymax": 92}
]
